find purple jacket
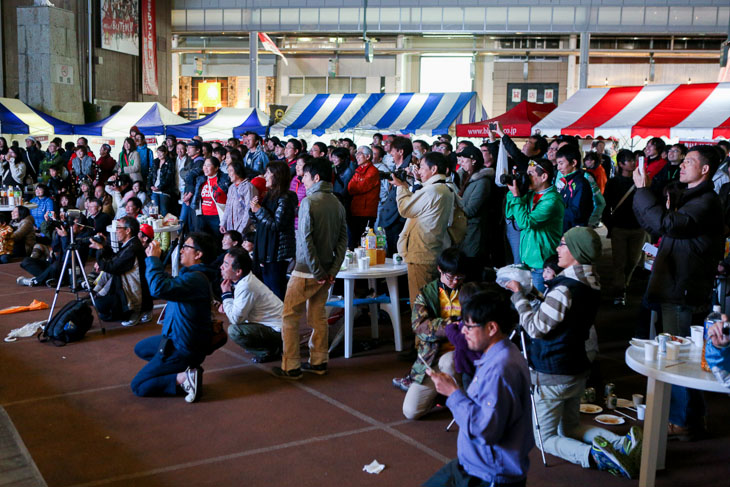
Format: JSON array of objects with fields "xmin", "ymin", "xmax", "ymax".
[{"xmin": 445, "ymin": 321, "xmax": 483, "ymax": 377}]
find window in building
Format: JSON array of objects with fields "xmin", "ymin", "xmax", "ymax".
[
  {"xmin": 290, "ymin": 76, "xmax": 367, "ymax": 94},
  {"xmin": 304, "ymin": 77, "xmax": 327, "ymax": 94},
  {"xmin": 329, "ymin": 77, "xmax": 351, "ymax": 94},
  {"xmin": 290, "ymin": 77, "xmax": 304, "ymax": 95},
  {"xmin": 420, "ymin": 55, "xmax": 472, "ymax": 93},
  {"xmin": 351, "ymin": 77, "xmax": 366, "ymax": 93}
]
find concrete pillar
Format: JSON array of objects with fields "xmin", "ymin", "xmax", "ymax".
[
  {"xmin": 579, "ymin": 32, "xmax": 590, "ymax": 90},
  {"xmin": 395, "ymin": 35, "xmax": 406, "ymax": 92},
  {"xmin": 17, "ymin": 6, "xmax": 83, "ymax": 123},
  {"xmin": 567, "ymin": 35, "xmax": 578, "ymax": 99},
  {"xmin": 475, "ymin": 54, "xmax": 495, "ymax": 118},
  {"xmin": 249, "ymin": 31, "xmax": 258, "ymax": 108}
]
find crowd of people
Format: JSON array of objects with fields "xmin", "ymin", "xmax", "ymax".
[{"xmin": 3, "ymin": 124, "xmax": 730, "ymax": 487}]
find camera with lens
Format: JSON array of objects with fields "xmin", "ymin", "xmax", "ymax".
[
  {"xmin": 378, "ymin": 168, "xmax": 409, "ymax": 181},
  {"xmin": 499, "ymin": 171, "xmax": 531, "ymax": 196}
]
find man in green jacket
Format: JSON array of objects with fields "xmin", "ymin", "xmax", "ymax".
[{"xmin": 505, "ymin": 158, "xmax": 564, "ymax": 293}]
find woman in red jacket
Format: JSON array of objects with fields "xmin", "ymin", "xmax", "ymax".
[{"xmin": 347, "ymin": 146, "xmax": 380, "ymax": 249}]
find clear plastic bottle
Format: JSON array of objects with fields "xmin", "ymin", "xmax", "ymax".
[
  {"xmin": 360, "ymin": 226, "xmax": 370, "ymax": 249},
  {"xmin": 702, "ymin": 305, "xmax": 722, "ymax": 372},
  {"xmin": 365, "ymin": 227, "xmax": 377, "ymax": 249},
  {"xmin": 7, "ymin": 186, "xmax": 14, "ymax": 207}
]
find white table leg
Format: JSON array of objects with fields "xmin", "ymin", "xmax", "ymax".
[
  {"xmin": 639, "ymin": 378, "xmax": 671, "ymax": 487},
  {"xmin": 386, "ymin": 276, "xmax": 403, "ymax": 352},
  {"xmin": 344, "ymin": 278, "xmax": 355, "ymax": 358}
]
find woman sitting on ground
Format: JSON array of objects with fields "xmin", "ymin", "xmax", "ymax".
[{"xmin": 8, "ymin": 206, "xmax": 35, "ymax": 261}]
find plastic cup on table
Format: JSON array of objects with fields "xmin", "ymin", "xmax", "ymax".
[
  {"xmin": 666, "ymin": 342, "xmax": 680, "ymax": 361},
  {"xmin": 632, "ymin": 393, "xmax": 644, "ymax": 408},
  {"xmin": 690, "ymin": 325, "xmax": 704, "ymax": 348},
  {"xmin": 637, "ymin": 404, "xmax": 646, "ymax": 421},
  {"xmin": 644, "ymin": 342, "xmax": 658, "ymax": 362}
]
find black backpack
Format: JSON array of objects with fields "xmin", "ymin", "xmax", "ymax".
[{"xmin": 39, "ymin": 299, "xmax": 94, "ymax": 346}]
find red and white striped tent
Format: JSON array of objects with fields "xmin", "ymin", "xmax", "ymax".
[{"xmin": 533, "ymin": 82, "xmax": 730, "ymax": 141}]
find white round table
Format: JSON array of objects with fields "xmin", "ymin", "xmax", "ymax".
[
  {"xmin": 332, "ymin": 258, "xmax": 408, "ymax": 358},
  {"xmin": 625, "ymin": 344, "xmax": 728, "ymax": 487}
]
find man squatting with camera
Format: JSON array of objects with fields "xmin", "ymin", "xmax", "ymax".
[
  {"xmin": 505, "ymin": 227, "xmax": 642, "ymax": 479},
  {"xmin": 89, "ymin": 215, "xmax": 152, "ymax": 327}
]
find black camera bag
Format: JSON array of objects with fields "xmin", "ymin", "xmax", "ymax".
[{"xmin": 39, "ymin": 299, "xmax": 94, "ymax": 346}]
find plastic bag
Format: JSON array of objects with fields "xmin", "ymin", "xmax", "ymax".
[
  {"xmin": 705, "ymin": 341, "xmax": 730, "ymax": 389},
  {"xmin": 495, "ymin": 264, "xmax": 532, "ymax": 291}
]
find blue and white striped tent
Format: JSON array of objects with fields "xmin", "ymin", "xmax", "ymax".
[
  {"xmin": 166, "ymin": 108, "xmax": 269, "ymax": 139},
  {"xmin": 73, "ymin": 102, "xmax": 188, "ymax": 137},
  {"xmin": 271, "ymin": 92, "xmax": 486, "ymax": 137},
  {"xmin": 0, "ymin": 97, "xmax": 73, "ymax": 135},
  {"xmin": 271, "ymin": 93, "xmax": 382, "ymax": 137}
]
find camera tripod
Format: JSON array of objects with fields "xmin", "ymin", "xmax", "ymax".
[{"xmin": 46, "ymin": 222, "xmax": 102, "ymax": 332}]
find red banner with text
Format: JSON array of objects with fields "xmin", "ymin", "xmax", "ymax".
[{"xmin": 141, "ymin": 0, "xmax": 158, "ymax": 95}]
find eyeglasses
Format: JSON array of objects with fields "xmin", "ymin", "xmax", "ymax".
[
  {"xmin": 115, "ymin": 226, "xmax": 128, "ymax": 231},
  {"xmin": 182, "ymin": 244, "xmax": 199, "ymax": 251},
  {"xmin": 443, "ymin": 273, "xmax": 466, "ymax": 282},
  {"xmin": 462, "ymin": 323, "xmax": 483, "ymax": 331}
]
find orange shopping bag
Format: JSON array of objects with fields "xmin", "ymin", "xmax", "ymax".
[{"xmin": 0, "ymin": 299, "xmax": 50, "ymax": 315}]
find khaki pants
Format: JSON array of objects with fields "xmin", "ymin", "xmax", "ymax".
[
  {"xmin": 402, "ymin": 351, "xmax": 456, "ymax": 420},
  {"xmin": 281, "ymin": 276, "xmax": 331, "ymax": 371},
  {"xmin": 407, "ymin": 262, "xmax": 437, "ymax": 308}
]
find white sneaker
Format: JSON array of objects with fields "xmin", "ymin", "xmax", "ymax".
[
  {"xmin": 16, "ymin": 276, "xmax": 36, "ymax": 287},
  {"xmin": 140, "ymin": 312, "xmax": 152, "ymax": 323},
  {"xmin": 121, "ymin": 312, "xmax": 141, "ymax": 327},
  {"xmin": 181, "ymin": 367, "xmax": 202, "ymax": 403}
]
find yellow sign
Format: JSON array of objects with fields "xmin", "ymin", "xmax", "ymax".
[{"xmin": 198, "ymin": 81, "xmax": 221, "ymax": 107}]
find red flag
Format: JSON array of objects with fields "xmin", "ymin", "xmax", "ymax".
[{"xmin": 258, "ymin": 33, "xmax": 288, "ymax": 66}]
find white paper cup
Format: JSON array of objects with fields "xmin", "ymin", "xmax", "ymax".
[
  {"xmin": 358, "ymin": 256, "xmax": 370, "ymax": 271},
  {"xmin": 690, "ymin": 325, "xmax": 704, "ymax": 348},
  {"xmin": 666, "ymin": 342, "xmax": 680, "ymax": 360},
  {"xmin": 392, "ymin": 253, "xmax": 404, "ymax": 266},
  {"xmin": 637, "ymin": 404, "xmax": 646, "ymax": 421},
  {"xmin": 644, "ymin": 342, "xmax": 658, "ymax": 361},
  {"xmin": 632, "ymin": 393, "xmax": 644, "ymax": 408}
]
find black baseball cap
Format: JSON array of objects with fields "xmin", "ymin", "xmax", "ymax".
[{"xmin": 455, "ymin": 146, "xmax": 484, "ymax": 166}]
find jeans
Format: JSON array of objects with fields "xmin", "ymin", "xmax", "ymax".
[
  {"xmin": 179, "ymin": 203, "xmax": 196, "ymax": 232},
  {"xmin": 197, "ymin": 214, "xmax": 220, "ymax": 237},
  {"xmin": 403, "ymin": 351, "xmax": 456, "ymax": 420},
  {"xmin": 151, "ymin": 193, "xmax": 171, "ymax": 217},
  {"xmin": 261, "ymin": 260, "xmax": 289, "ymax": 301},
  {"xmin": 660, "ymin": 303, "xmax": 708, "ymax": 427},
  {"xmin": 384, "ymin": 218, "xmax": 405, "ymax": 256},
  {"xmin": 532, "ymin": 374, "xmax": 623, "ymax": 467},
  {"xmin": 505, "ymin": 220, "xmax": 521, "ymax": 265},
  {"xmin": 130, "ymin": 335, "xmax": 205, "ymax": 397},
  {"xmin": 531, "ymin": 268, "xmax": 545, "ymax": 294},
  {"xmin": 228, "ymin": 322, "xmax": 282, "ymax": 359},
  {"xmin": 424, "ymin": 459, "xmax": 526, "ymax": 487},
  {"xmin": 281, "ymin": 276, "xmax": 331, "ymax": 371}
]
